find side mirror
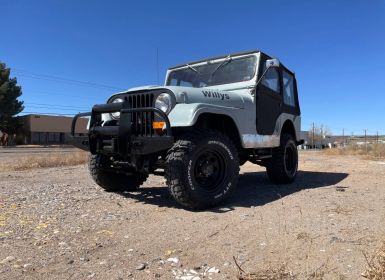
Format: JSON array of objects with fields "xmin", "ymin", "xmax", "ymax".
[{"xmin": 265, "ymin": 58, "xmax": 280, "ymax": 68}]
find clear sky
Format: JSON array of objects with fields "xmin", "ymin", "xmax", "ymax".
[{"xmin": 2, "ymin": 0, "xmax": 385, "ymax": 135}]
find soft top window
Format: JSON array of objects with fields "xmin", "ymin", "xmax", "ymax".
[
  {"xmin": 282, "ymin": 70, "xmax": 296, "ymax": 107},
  {"xmin": 261, "ymin": 67, "xmax": 280, "ymax": 93}
]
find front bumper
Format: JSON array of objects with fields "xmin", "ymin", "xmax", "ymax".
[{"xmin": 69, "ymin": 102, "xmax": 174, "ymax": 156}]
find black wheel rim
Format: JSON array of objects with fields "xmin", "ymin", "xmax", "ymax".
[
  {"xmin": 284, "ymin": 143, "xmax": 297, "ymax": 176},
  {"xmin": 193, "ymin": 149, "xmax": 227, "ymax": 194}
]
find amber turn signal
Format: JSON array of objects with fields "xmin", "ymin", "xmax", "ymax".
[{"xmin": 152, "ymin": 121, "xmax": 165, "ymax": 129}]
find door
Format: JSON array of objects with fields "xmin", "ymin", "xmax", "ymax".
[
  {"xmin": 256, "ymin": 66, "xmax": 282, "ymax": 135},
  {"xmin": 60, "ymin": 133, "xmax": 65, "ymax": 144}
]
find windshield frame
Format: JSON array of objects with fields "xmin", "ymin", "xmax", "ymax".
[{"xmin": 165, "ymin": 53, "xmax": 259, "ymax": 89}]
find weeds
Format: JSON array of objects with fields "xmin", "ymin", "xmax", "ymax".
[
  {"xmin": 363, "ymin": 239, "xmax": 385, "ymax": 280},
  {"xmin": 323, "ymin": 204, "xmax": 353, "ymax": 215},
  {"xmin": 324, "ymin": 144, "xmax": 385, "ymax": 159},
  {"xmin": 0, "ymin": 151, "xmax": 88, "ymax": 171},
  {"xmin": 234, "ymin": 256, "xmax": 294, "ymax": 280}
]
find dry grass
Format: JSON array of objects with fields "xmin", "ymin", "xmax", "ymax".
[
  {"xmin": 363, "ymin": 239, "xmax": 385, "ymax": 280},
  {"xmin": 233, "ymin": 255, "xmax": 337, "ymax": 280},
  {"xmin": 0, "ymin": 151, "xmax": 88, "ymax": 171},
  {"xmin": 234, "ymin": 257, "xmax": 294, "ymax": 280},
  {"xmin": 323, "ymin": 204, "xmax": 353, "ymax": 215},
  {"xmin": 234, "ymin": 261, "xmax": 336, "ymax": 280},
  {"xmin": 237, "ymin": 267, "xmax": 292, "ymax": 280},
  {"xmin": 236, "ymin": 264, "xmax": 293, "ymax": 280},
  {"xmin": 324, "ymin": 144, "xmax": 385, "ymax": 159}
]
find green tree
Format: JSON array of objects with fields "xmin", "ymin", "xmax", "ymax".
[{"xmin": 0, "ymin": 62, "xmax": 24, "ymax": 133}]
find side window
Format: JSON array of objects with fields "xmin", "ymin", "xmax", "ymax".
[
  {"xmin": 169, "ymin": 78, "xmax": 177, "ymax": 86},
  {"xmin": 282, "ymin": 70, "xmax": 296, "ymax": 106},
  {"xmin": 261, "ymin": 68, "xmax": 280, "ymax": 93},
  {"xmin": 180, "ymin": 80, "xmax": 192, "ymax": 87}
]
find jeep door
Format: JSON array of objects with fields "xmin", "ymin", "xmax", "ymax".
[{"xmin": 256, "ymin": 63, "xmax": 282, "ymax": 135}]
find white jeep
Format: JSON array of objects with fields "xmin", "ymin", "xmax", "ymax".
[{"xmin": 71, "ymin": 50, "xmax": 303, "ymax": 209}]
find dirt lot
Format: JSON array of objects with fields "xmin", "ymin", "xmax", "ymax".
[{"xmin": 0, "ymin": 151, "xmax": 384, "ymax": 279}]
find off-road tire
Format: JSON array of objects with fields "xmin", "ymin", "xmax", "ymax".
[
  {"xmin": 89, "ymin": 154, "xmax": 148, "ymax": 192},
  {"xmin": 165, "ymin": 129, "xmax": 239, "ymax": 210},
  {"xmin": 266, "ymin": 133, "xmax": 298, "ymax": 184}
]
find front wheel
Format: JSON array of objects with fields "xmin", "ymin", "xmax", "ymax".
[
  {"xmin": 266, "ymin": 133, "xmax": 298, "ymax": 184},
  {"xmin": 165, "ymin": 130, "xmax": 239, "ymax": 210},
  {"xmin": 89, "ymin": 154, "xmax": 148, "ymax": 192}
]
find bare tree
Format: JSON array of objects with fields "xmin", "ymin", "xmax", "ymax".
[{"xmin": 308, "ymin": 124, "xmax": 332, "ymax": 146}]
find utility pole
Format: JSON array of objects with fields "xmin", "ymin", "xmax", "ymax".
[
  {"xmin": 342, "ymin": 128, "xmax": 345, "ymax": 147},
  {"xmin": 312, "ymin": 122, "xmax": 315, "ymax": 149},
  {"xmin": 156, "ymin": 47, "xmax": 159, "ymax": 85},
  {"xmin": 364, "ymin": 129, "xmax": 367, "ymax": 154},
  {"xmin": 377, "ymin": 131, "xmax": 379, "ymax": 144}
]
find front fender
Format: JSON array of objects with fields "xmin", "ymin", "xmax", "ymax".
[{"xmin": 168, "ymin": 103, "xmax": 241, "ymax": 127}]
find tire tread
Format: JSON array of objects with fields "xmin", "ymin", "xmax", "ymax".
[
  {"xmin": 266, "ymin": 133, "xmax": 298, "ymax": 184},
  {"xmin": 89, "ymin": 154, "xmax": 148, "ymax": 192},
  {"xmin": 165, "ymin": 129, "xmax": 239, "ymax": 209}
]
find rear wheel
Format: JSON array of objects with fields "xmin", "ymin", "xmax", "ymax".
[
  {"xmin": 266, "ymin": 133, "xmax": 298, "ymax": 184},
  {"xmin": 165, "ymin": 129, "xmax": 239, "ymax": 210},
  {"xmin": 89, "ymin": 154, "xmax": 148, "ymax": 192}
]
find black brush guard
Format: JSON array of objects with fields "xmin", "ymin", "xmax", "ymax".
[{"xmin": 69, "ymin": 101, "xmax": 173, "ymax": 156}]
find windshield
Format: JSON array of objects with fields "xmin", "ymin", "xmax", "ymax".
[{"xmin": 166, "ymin": 56, "xmax": 257, "ymax": 88}]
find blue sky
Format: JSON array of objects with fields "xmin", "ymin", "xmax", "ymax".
[{"xmin": 2, "ymin": 0, "xmax": 385, "ymax": 135}]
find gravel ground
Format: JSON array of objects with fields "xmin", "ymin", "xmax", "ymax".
[{"xmin": 0, "ymin": 151, "xmax": 384, "ymax": 279}]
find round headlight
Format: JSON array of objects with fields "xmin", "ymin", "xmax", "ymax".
[
  {"xmin": 155, "ymin": 93, "xmax": 172, "ymax": 114},
  {"xmin": 110, "ymin": 97, "xmax": 124, "ymax": 119}
]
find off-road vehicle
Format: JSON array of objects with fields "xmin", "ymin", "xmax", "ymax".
[{"xmin": 71, "ymin": 50, "xmax": 303, "ymax": 209}]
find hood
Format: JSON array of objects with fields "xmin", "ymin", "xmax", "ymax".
[
  {"xmin": 168, "ymin": 86, "xmax": 247, "ymax": 109},
  {"xmin": 125, "ymin": 85, "xmax": 159, "ymax": 91},
  {"xmin": 112, "ymin": 85, "xmax": 249, "ymax": 109}
]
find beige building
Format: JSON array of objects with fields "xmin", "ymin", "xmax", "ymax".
[{"xmin": 20, "ymin": 114, "xmax": 88, "ymax": 145}]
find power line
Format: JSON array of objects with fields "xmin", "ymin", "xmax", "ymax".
[
  {"xmin": 25, "ymin": 102, "xmax": 89, "ymax": 109},
  {"xmin": 23, "ymin": 90, "xmax": 105, "ymax": 100},
  {"xmin": 25, "ymin": 105, "xmax": 86, "ymax": 111},
  {"xmin": 16, "ymin": 73, "xmax": 123, "ymax": 91},
  {"xmin": 13, "ymin": 68, "xmax": 126, "ymax": 91},
  {"xmin": 18, "ymin": 112, "xmax": 77, "ymax": 116},
  {"xmin": 307, "ymin": 122, "xmax": 385, "ymax": 136}
]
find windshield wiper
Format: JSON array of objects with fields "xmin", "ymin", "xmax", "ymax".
[
  {"xmin": 186, "ymin": 63, "xmax": 201, "ymax": 75},
  {"xmin": 210, "ymin": 55, "xmax": 232, "ymax": 77}
]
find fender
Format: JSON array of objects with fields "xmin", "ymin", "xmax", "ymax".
[
  {"xmin": 275, "ymin": 113, "xmax": 302, "ymax": 142},
  {"xmin": 168, "ymin": 103, "xmax": 242, "ymax": 128},
  {"xmin": 242, "ymin": 114, "xmax": 301, "ymax": 149}
]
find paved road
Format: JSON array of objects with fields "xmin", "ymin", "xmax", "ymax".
[{"xmin": 0, "ymin": 147, "xmax": 80, "ymax": 158}]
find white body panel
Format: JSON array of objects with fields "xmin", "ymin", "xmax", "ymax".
[{"xmin": 105, "ymin": 51, "xmax": 301, "ymax": 149}]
